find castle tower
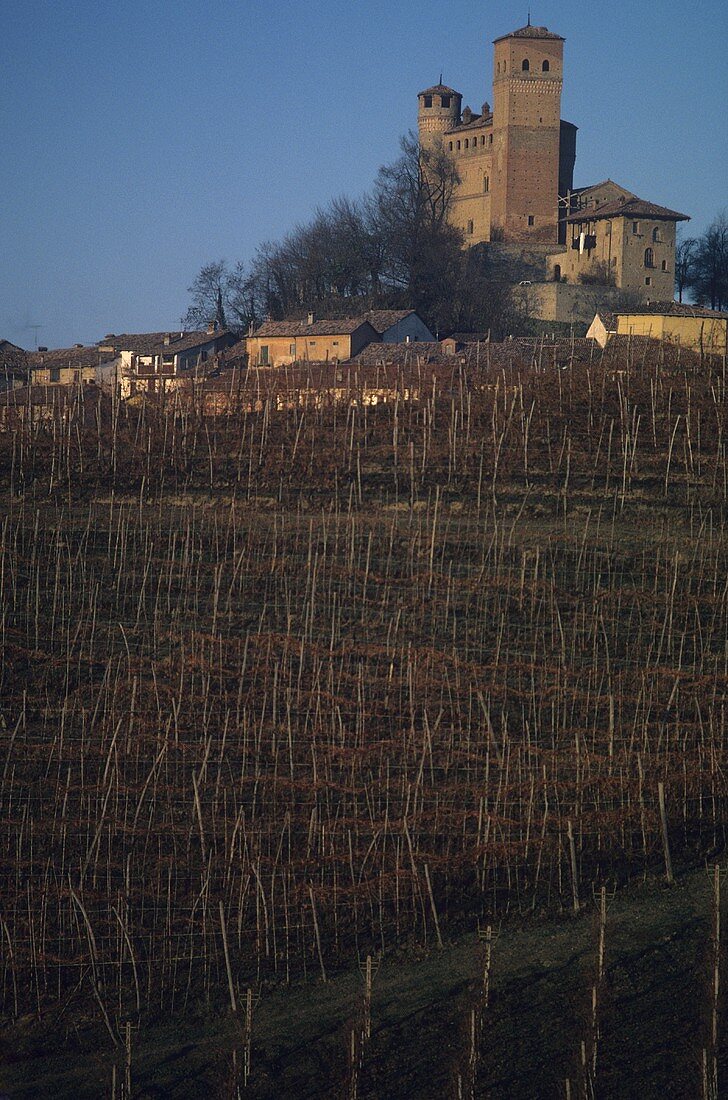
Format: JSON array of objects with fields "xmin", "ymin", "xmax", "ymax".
[
  {"xmin": 491, "ymin": 24, "xmax": 564, "ymax": 243},
  {"xmin": 417, "ymin": 83, "xmax": 462, "ymax": 149}
]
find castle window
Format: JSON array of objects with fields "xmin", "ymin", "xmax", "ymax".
[
  {"xmin": 542, "ymin": 60, "xmax": 550, "ymax": 72},
  {"xmin": 467, "ymin": 220, "xmax": 474, "ymax": 235},
  {"xmin": 528, "ymin": 215, "xmax": 535, "ymax": 226},
  {"xmin": 553, "ymin": 264, "xmax": 561, "ymax": 282},
  {"xmin": 645, "ymin": 277, "xmax": 652, "ymax": 286},
  {"xmin": 644, "ymin": 247, "xmax": 655, "ymax": 268},
  {"xmin": 662, "ymin": 260, "xmax": 668, "ymax": 271},
  {"xmin": 449, "ymin": 142, "xmax": 453, "ymax": 151},
  {"xmin": 652, "ymin": 227, "xmax": 662, "ymax": 242},
  {"xmin": 489, "ymin": 133, "xmax": 493, "ymax": 144},
  {"xmin": 441, "ymin": 95, "xmax": 451, "ymax": 108},
  {"xmin": 480, "ymin": 135, "xmax": 485, "ymax": 145},
  {"xmin": 464, "ymin": 139, "xmax": 469, "ymax": 149},
  {"xmin": 423, "ymin": 95, "xmax": 433, "ymax": 108},
  {"xmin": 522, "ymin": 59, "xmax": 530, "ymax": 71},
  {"xmin": 483, "ymin": 175, "xmax": 490, "ymax": 193},
  {"xmin": 456, "ymin": 140, "xmax": 461, "ymax": 150},
  {"xmin": 632, "ymin": 221, "xmax": 640, "ymax": 235}
]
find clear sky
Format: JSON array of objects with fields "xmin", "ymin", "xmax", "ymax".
[{"xmin": 2, "ymin": 0, "xmax": 726, "ymax": 349}]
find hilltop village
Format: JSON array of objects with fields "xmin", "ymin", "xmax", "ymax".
[{"xmin": 1, "ymin": 21, "xmax": 725, "ymax": 424}]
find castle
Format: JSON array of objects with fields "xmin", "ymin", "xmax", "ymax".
[{"xmin": 418, "ymin": 22, "xmax": 689, "ymax": 316}]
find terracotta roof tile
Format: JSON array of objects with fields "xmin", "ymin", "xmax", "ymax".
[
  {"xmin": 567, "ymin": 197, "xmax": 689, "ymax": 224},
  {"xmin": 494, "ymin": 24, "xmax": 564, "ymax": 42},
  {"xmin": 252, "ymin": 318, "xmax": 375, "ymax": 338}
]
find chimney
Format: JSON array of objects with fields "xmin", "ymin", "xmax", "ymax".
[
  {"xmin": 163, "ymin": 333, "xmax": 171, "ymax": 346},
  {"xmin": 74, "ymin": 343, "xmax": 84, "ymax": 348},
  {"xmin": 307, "ymin": 311, "xmax": 315, "ymax": 326},
  {"xmin": 38, "ymin": 346, "xmax": 48, "ymax": 352},
  {"xmin": 462, "ymin": 106, "xmax": 472, "ymax": 124}
]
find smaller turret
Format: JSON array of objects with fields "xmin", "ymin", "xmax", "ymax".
[{"xmin": 417, "ymin": 83, "xmax": 461, "ymax": 148}]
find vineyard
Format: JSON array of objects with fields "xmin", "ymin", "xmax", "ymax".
[{"xmin": 0, "ymin": 340, "xmax": 726, "ymax": 1097}]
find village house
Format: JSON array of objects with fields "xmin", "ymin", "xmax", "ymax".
[
  {"xmin": 97, "ymin": 325, "xmax": 236, "ymax": 397},
  {"xmin": 26, "ymin": 344, "xmax": 114, "ymax": 387},
  {"xmin": 364, "ymin": 310, "xmax": 435, "ymax": 343},
  {"xmin": 588, "ymin": 302, "xmax": 728, "ymax": 354},
  {"xmin": 0, "ymin": 340, "xmax": 28, "ymax": 391},
  {"xmin": 246, "ymin": 315, "xmax": 379, "ymax": 368}
]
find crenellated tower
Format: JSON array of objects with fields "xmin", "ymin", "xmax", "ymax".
[
  {"xmin": 490, "ymin": 24, "xmax": 565, "ymax": 242},
  {"xmin": 417, "ymin": 83, "xmax": 462, "ymax": 149}
]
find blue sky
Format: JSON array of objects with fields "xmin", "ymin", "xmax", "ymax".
[{"xmin": 2, "ymin": 0, "xmax": 726, "ymax": 348}]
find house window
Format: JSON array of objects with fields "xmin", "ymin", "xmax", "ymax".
[
  {"xmin": 522, "ymin": 59, "xmax": 530, "ymax": 71},
  {"xmin": 441, "ymin": 95, "xmax": 451, "ymax": 108},
  {"xmin": 309, "ymin": 340, "xmax": 316, "ymax": 346},
  {"xmin": 632, "ymin": 222, "xmax": 640, "ymax": 235},
  {"xmin": 652, "ymin": 227, "xmax": 662, "ymax": 242},
  {"xmin": 644, "ymin": 247, "xmax": 655, "ymax": 268},
  {"xmin": 542, "ymin": 60, "xmax": 550, "ymax": 72},
  {"xmin": 528, "ymin": 215, "xmax": 535, "ymax": 226},
  {"xmin": 483, "ymin": 175, "xmax": 490, "ymax": 193},
  {"xmin": 289, "ymin": 344, "xmax": 296, "ymax": 356},
  {"xmin": 423, "ymin": 95, "xmax": 433, "ymax": 108},
  {"xmin": 467, "ymin": 220, "xmax": 474, "ymax": 235},
  {"xmin": 332, "ymin": 341, "xmax": 339, "ymax": 347},
  {"xmin": 50, "ymin": 367, "xmax": 60, "ymax": 382},
  {"xmin": 259, "ymin": 345, "xmax": 269, "ymax": 365}
]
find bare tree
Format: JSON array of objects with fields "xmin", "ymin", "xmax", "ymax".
[
  {"xmin": 691, "ymin": 213, "xmax": 728, "ymax": 311},
  {"xmin": 675, "ymin": 234, "xmax": 698, "ymax": 303},
  {"xmin": 182, "ymin": 260, "xmax": 258, "ymax": 332}
]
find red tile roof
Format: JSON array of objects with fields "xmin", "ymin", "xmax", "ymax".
[
  {"xmin": 494, "ymin": 24, "xmax": 564, "ymax": 42},
  {"xmin": 567, "ymin": 197, "xmax": 689, "ymax": 224}
]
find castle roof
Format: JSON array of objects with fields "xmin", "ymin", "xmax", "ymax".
[
  {"xmin": 447, "ymin": 113, "xmax": 493, "ymax": 134},
  {"xmin": 567, "ymin": 197, "xmax": 690, "ymax": 224},
  {"xmin": 494, "ymin": 24, "xmax": 564, "ymax": 43},
  {"xmin": 418, "ymin": 84, "xmax": 461, "ymax": 98}
]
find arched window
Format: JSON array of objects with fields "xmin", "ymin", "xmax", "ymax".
[
  {"xmin": 480, "ymin": 135, "xmax": 485, "ymax": 146},
  {"xmin": 456, "ymin": 140, "xmax": 461, "ymax": 150},
  {"xmin": 554, "ymin": 264, "xmax": 561, "ymax": 282},
  {"xmin": 449, "ymin": 142, "xmax": 453, "ymax": 151},
  {"xmin": 542, "ymin": 60, "xmax": 550, "ymax": 72},
  {"xmin": 644, "ymin": 248, "xmax": 655, "ymax": 269},
  {"xmin": 522, "ymin": 59, "xmax": 530, "ymax": 71},
  {"xmin": 483, "ymin": 175, "xmax": 490, "ymax": 193},
  {"xmin": 464, "ymin": 139, "xmax": 469, "ymax": 149}
]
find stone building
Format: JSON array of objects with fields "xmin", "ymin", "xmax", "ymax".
[
  {"xmin": 418, "ymin": 22, "xmax": 576, "ymax": 247},
  {"xmin": 417, "ymin": 21, "xmax": 690, "ymax": 318}
]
